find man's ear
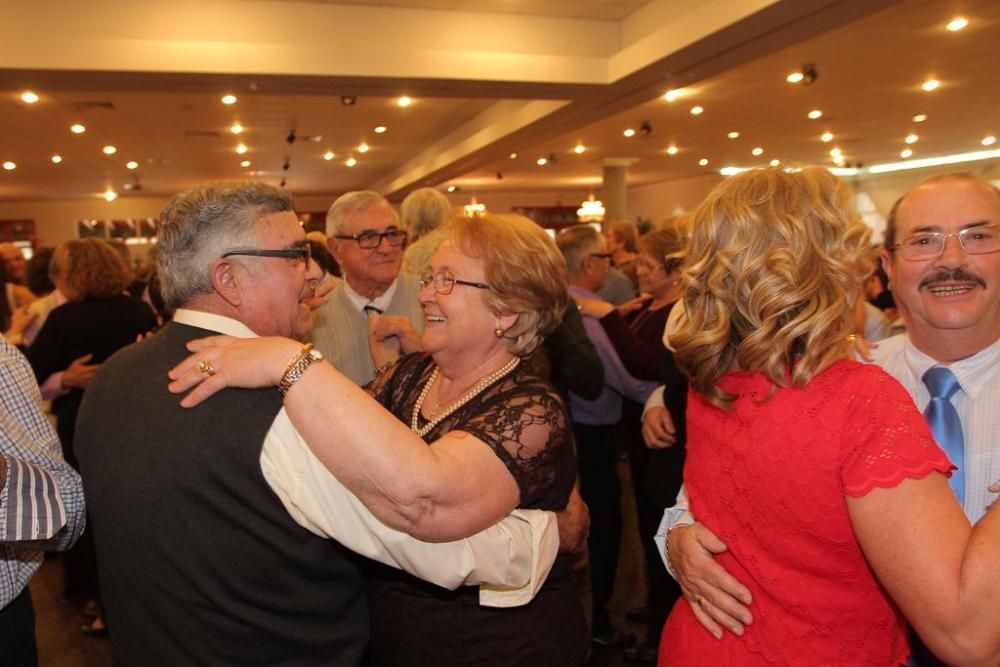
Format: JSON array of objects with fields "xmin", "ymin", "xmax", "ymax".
[
  {"xmin": 327, "ymin": 237, "xmax": 343, "ymax": 265},
  {"xmin": 211, "ymin": 259, "xmax": 243, "ymax": 307},
  {"xmin": 880, "ymin": 249, "xmax": 893, "ymax": 291}
]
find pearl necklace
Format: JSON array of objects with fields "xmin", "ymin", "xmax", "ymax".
[{"xmin": 410, "ymin": 357, "xmax": 521, "ymax": 438}]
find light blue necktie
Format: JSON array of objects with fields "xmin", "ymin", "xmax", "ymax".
[{"xmin": 922, "ymin": 366, "xmax": 965, "ymax": 506}]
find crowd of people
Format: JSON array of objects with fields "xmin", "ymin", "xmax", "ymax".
[{"xmin": 1, "ymin": 167, "xmax": 998, "ymax": 667}]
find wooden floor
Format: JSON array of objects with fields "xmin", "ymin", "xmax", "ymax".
[{"xmin": 31, "ymin": 458, "xmax": 651, "ymax": 667}]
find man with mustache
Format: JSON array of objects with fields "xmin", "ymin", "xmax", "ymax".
[{"xmin": 653, "ymin": 173, "xmax": 1000, "ymax": 665}]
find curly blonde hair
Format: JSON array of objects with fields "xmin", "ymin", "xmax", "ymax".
[
  {"xmin": 445, "ymin": 212, "xmax": 568, "ymax": 356},
  {"xmin": 671, "ymin": 167, "xmax": 871, "ymax": 409},
  {"xmin": 53, "ymin": 238, "xmax": 131, "ymax": 300}
]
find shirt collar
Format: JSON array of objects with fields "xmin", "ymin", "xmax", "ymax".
[
  {"xmin": 342, "ymin": 277, "xmax": 399, "ymax": 314},
  {"xmin": 903, "ymin": 334, "xmax": 1000, "ymax": 401},
  {"xmin": 173, "ymin": 308, "xmax": 258, "ymax": 339}
]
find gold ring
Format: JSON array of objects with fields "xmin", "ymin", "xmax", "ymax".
[
  {"xmin": 846, "ymin": 334, "xmax": 858, "ymax": 343},
  {"xmin": 695, "ymin": 594, "xmax": 706, "ymax": 607},
  {"xmin": 197, "ymin": 359, "xmax": 216, "ymax": 376}
]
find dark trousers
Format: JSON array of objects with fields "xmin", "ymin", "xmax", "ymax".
[
  {"xmin": 0, "ymin": 587, "xmax": 39, "ymax": 667},
  {"xmin": 574, "ymin": 421, "xmax": 622, "ymax": 632},
  {"xmin": 908, "ymin": 629, "xmax": 945, "ymax": 666}
]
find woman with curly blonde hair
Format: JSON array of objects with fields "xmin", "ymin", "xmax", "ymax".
[{"xmin": 660, "ymin": 168, "xmax": 1000, "ymax": 666}]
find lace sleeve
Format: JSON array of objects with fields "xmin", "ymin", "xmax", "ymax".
[
  {"xmin": 457, "ymin": 373, "xmax": 575, "ymax": 511},
  {"xmin": 840, "ymin": 365, "xmax": 954, "ymax": 497}
]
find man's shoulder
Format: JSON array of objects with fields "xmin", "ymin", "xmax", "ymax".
[{"xmin": 869, "ymin": 333, "xmax": 907, "ymax": 367}]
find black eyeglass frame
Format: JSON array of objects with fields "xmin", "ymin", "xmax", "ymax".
[
  {"xmin": 419, "ymin": 270, "xmax": 491, "ymax": 295},
  {"xmin": 332, "ymin": 229, "xmax": 408, "ymax": 249},
  {"xmin": 221, "ymin": 246, "xmax": 312, "ymax": 263}
]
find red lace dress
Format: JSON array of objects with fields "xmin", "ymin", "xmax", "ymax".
[{"xmin": 660, "ymin": 360, "xmax": 953, "ymax": 666}]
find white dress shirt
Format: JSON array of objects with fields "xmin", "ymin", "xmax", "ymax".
[{"xmin": 173, "ymin": 309, "xmax": 557, "ymax": 607}]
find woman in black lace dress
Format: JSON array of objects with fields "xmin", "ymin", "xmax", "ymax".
[{"xmin": 170, "ymin": 212, "xmax": 588, "ymax": 665}]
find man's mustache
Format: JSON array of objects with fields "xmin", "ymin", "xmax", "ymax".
[{"xmin": 919, "ymin": 269, "xmax": 987, "ymax": 289}]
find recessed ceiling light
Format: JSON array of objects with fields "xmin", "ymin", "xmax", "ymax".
[
  {"xmin": 830, "ymin": 147, "xmax": 843, "ymax": 156},
  {"xmin": 230, "ymin": 123, "xmax": 244, "ymax": 134},
  {"xmin": 666, "ymin": 145, "xmax": 679, "ymax": 155},
  {"xmin": 536, "ymin": 157, "xmax": 548, "ymax": 166},
  {"xmin": 20, "ymin": 91, "xmax": 39, "ymax": 104},
  {"xmin": 574, "ymin": 144, "xmax": 585, "ymax": 154},
  {"xmin": 821, "ymin": 132, "xmax": 834, "ymax": 142},
  {"xmin": 727, "ymin": 131, "xmax": 740, "ymax": 139},
  {"xmin": 236, "ymin": 143, "xmax": 248, "ymax": 154},
  {"xmin": 983, "ymin": 135, "xmax": 997, "ymax": 146},
  {"xmin": 922, "ymin": 79, "xmax": 940, "ymax": 92},
  {"xmin": 357, "ymin": 142, "xmax": 370, "ymax": 153},
  {"xmin": 900, "ymin": 148, "xmax": 913, "ymax": 158},
  {"xmin": 690, "ymin": 106, "xmax": 704, "ymax": 115},
  {"xmin": 104, "ymin": 189, "xmax": 118, "ymax": 201},
  {"xmin": 240, "ymin": 160, "xmax": 252, "ymax": 167},
  {"xmin": 51, "ymin": 155, "xmax": 62, "ymax": 164},
  {"xmin": 345, "ymin": 157, "xmax": 357, "ymax": 167},
  {"xmin": 396, "ymin": 96, "xmax": 412, "ymax": 108},
  {"xmin": 221, "ymin": 94, "xmax": 237, "ymax": 105},
  {"xmin": 126, "ymin": 160, "xmax": 138, "ymax": 170},
  {"xmin": 905, "ymin": 134, "xmax": 919, "ymax": 144},
  {"xmin": 70, "ymin": 124, "xmax": 86, "ymax": 134},
  {"xmin": 623, "ymin": 128, "xmax": 636, "ymax": 138},
  {"xmin": 323, "ymin": 151, "xmax": 335, "ymax": 161},
  {"xmin": 946, "ymin": 17, "xmax": 968, "ymax": 31},
  {"xmin": 786, "ymin": 71, "xmax": 805, "ymax": 84},
  {"xmin": 698, "ymin": 158, "xmax": 709, "ymax": 166},
  {"xmin": 913, "ymin": 114, "xmax": 928, "ymax": 123},
  {"xmin": 447, "ymin": 185, "xmax": 457, "ymax": 193},
  {"xmin": 663, "ymin": 89, "xmax": 683, "ymax": 102},
  {"xmin": 509, "ymin": 152, "xmax": 518, "ymax": 159},
  {"xmin": 808, "ymin": 110, "xmax": 823, "ymax": 120},
  {"xmin": 769, "ymin": 159, "xmax": 781, "ymax": 167},
  {"xmin": 751, "ymin": 147, "xmax": 764, "ymax": 156},
  {"xmin": 102, "ymin": 145, "xmax": 117, "ymax": 155},
  {"xmin": 374, "ymin": 126, "xmax": 387, "ymax": 134},
  {"xmin": 2, "ymin": 161, "xmax": 16, "ymax": 171}
]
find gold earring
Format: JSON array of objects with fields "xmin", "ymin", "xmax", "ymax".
[{"xmin": 495, "ymin": 326, "xmax": 504, "ymax": 338}]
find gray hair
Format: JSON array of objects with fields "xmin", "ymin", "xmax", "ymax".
[
  {"xmin": 325, "ymin": 190, "xmax": 398, "ymax": 236},
  {"xmin": 157, "ymin": 181, "xmax": 295, "ymax": 309},
  {"xmin": 556, "ymin": 225, "xmax": 602, "ymax": 277},
  {"xmin": 400, "ymin": 188, "xmax": 451, "ymax": 241}
]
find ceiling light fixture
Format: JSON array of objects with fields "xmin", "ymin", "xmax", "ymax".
[
  {"xmin": 698, "ymin": 158, "xmax": 709, "ymax": 166},
  {"xmin": 869, "ymin": 148, "xmax": 1000, "ymax": 174},
  {"xmin": 70, "ymin": 124, "xmax": 86, "ymax": 134},
  {"xmin": 126, "ymin": 160, "xmax": 138, "ymax": 170},
  {"xmin": 770, "ymin": 159, "xmax": 781, "ymax": 167},
  {"xmin": 808, "ymin": 110, "xmax": 823, "ymax": 120},
  {"xmin": 240, "ymin": 160, "xmax": 251, "ymax": 167},
  {"xmin": 666, "ymin": 145, "xmax": 679, "ymax": 155},
  {"xmin": 221, "ymin": 94, "xmax": 237, "ymax": 105},
  {"xmin": 104, "ymin": 189, "xmax": 118, "ymax": 201},
  {"xmin": 230, "ymin": 123, "xmax": 244, "ymax": 134},
  {"xmin": 536, "ymin": 156, "xmax": 548, "ymax": 166},
  {"xmin": 922, "ymin": 79, "xmax": 940, "ymax": 92},
  {"xmin": 900, "ymin": 148, "xmax": 913, "ymax": 158},
  {"xmin": 727, "ymin": 131, "xmax": 740, "ymax": 139},
  {"xmin": 236, "ymin": 143, "xmax": 248, "ymax": 154},
  {"xmin": 577, "ymin": 193, "xmax": 605, "ymax": 222},
  {"xmin": 345, "ymin": 157, "xmax": 357, "ymax": 167},
  {"xmin": 913, "ymin": 114, "xmax": 928, "ymax": 123},
  {"xmin": 663, "ymin": 89, "xmax": 683, "ymax": 102},
  {"xmin": 821, "ymin": 132, "xmax": 834, "ymax": 142},
  {"xmin": 102, "ymin": 145, "xmax": 117, "ymax": 155},
  {"xmin": 396, "ymin": 96, "xmax": 412, "ymax": 108},
  {"xmin": 20, "ymin": 91, "xmax": 39, "ymax": 104},
  {"xmin": 751, "ymin": 147, "xmax": 764, "ymax": 156},
  {"xmin": 574, "ymin": 144, "xmax": 586, "ymax": 154},
  {"xmin": 447, "ymin": 185, "xmax": 458, "ymax": 193},
  {"xmin": 2, "ymin": 161, "xmax": 16, "ymax": 171},
  {"xmin": 374, "ymin": 126, "xmax": 387, "ymax": 134},
  {"xmin": 509, "ymin": 152, "xmax": 518, "ymax": 159},
  {"xmin": 946, "ymin": 17, "xmax": 968, "ymax": 31},
  {"xmin": 341, "ymin": 96, "xmax": 357, "ymax": 106},
  {"xmin": 323, "ymin": 151, "xmax": 335, "ymax": 160},
  {"xmin": 787, "ymin": 64, "xmax": 818, "ymax": 85},
  {"xmin": 721, "ymin": 165, "xmax": 859, "ymax": 177},
  {"xmin": 905, "ymin": 134, "xmax": 919, "ymax": 144},
  {"xmin": 830, "ymin": 147, "xmax": 843, "ymax": 157},
  {"xmin": 690, "ymin": 106, "xmax": 704, "ymax": 115},
  {"xmin": 464, "ymin": 196, "xmax": 486, "ymax": 217},
  {"xmin": 786, "ymin": 72, "xmax": 804, "ymax": 84},
  {"xmin": 981, "ymin": 135, "xmax": 996, "ymax": 146},
  {"xmin": 623, "ymin": 128, "xmax": 636, "ymax": 138},
  {"xmin": 357, "ymin": 142, "xmax": 370, "ymax": 153},
  {"xmin": 51, "ymin": 155, "xmax": 63, "ymax": 164}
]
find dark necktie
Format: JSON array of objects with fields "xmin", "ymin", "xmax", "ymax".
[
  {"xmin": 363, "ymin": 303, "xmax": 383, "ymax": 318},
  {"xmin": 922, "ymin": 366, "xmax": 965, "ymax": 505}
]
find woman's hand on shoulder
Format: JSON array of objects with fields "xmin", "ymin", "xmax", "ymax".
[
  {"xmin": 167, "ymin": 335, "xmax": 302, "ymax": 407},
  {"xmin": 573, "ymin": 295, "xmax": 614, "ymax": 319},
  {"xmin": 617, "ymin": 294, "xmax": 652, "ymax": 315}
]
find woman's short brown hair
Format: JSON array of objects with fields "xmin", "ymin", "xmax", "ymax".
[
  {"xmin": 671, "ymin": 167, "xmax": 871, "ymax": 409},
  {"xmin": 53, "ymin": 238, "xmax": 130, "ymax": 300},
  {"xmin": 444, "ymin": 213, "xmax": 568, "ymax": 356}
]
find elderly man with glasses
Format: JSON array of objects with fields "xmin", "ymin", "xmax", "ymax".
[{"xmin": 308, "ymin": 191, "xmax": 425, "ymax": 385}]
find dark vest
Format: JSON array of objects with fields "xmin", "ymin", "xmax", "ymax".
[{"xmin": 75, "ymin": 321, "xmax": 367, "ymax": 666}]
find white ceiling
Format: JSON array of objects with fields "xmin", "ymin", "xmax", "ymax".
[{"xmin": 1, "ymin": 0, "xmax": 997, "ymax": 204}]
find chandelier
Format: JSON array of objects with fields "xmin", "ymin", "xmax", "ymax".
[{"xmin": 577, "ymin": 193, "xmax": 605, "ymax": 222}]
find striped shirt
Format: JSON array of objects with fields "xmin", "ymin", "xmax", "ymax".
[{"xmin": 0, "ymin": 337, "xmax": 85, "ymax": 607}]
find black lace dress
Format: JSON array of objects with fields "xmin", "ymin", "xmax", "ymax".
[{"xmin": 362, "ymin": 353, "xmax": 587, "ymax": 666}]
